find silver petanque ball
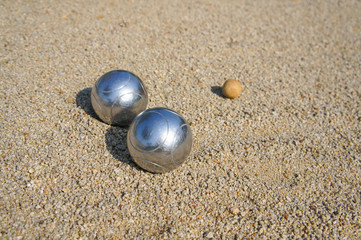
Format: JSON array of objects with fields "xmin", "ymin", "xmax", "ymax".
[
  {"xmin": 127, "ymin": 107, "xmax": 193, "ymax": 173},
  {"xmin": 91, "ymin": 70, "xmax": 148, "ymax": 126}
]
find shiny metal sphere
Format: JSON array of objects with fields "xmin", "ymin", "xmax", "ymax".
[
  {"xmin": 127, "ymin": 107, "xmax": 193, "ymax": 173},
  {"xmin": 91, "ymin": 70, "xmax": 148, "ymax": 126}
]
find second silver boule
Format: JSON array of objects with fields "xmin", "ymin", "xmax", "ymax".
[
  {"xmin": 91, "ymin": 70, "xmax": 148, "ymax": 126},
  {"xmin": 127, "ymin": 107, "xmax": 193, "ymax": 173}
]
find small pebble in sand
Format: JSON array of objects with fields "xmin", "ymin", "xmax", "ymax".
[
  {"xmin": 203, "ymin": 231, "xmax": 214, "ymax": 238},
  {"xmin": 222, "ymin": 79, "xmax": 242, "ymax": 99},
  {"xmin": 229, "ymin": 207, "xmax": 240, "ymax": 215}
]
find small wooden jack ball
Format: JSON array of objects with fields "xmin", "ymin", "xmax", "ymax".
[{"xmin": 222, "ymin": 79, "xmax": 242, "ymax": 99}]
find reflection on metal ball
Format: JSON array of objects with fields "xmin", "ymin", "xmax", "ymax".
[
  {"xmin": 91, "ymin": 70, "xmax": 148, "ymax": 126},
  {"xmin": 127, "ymin": 107, "xmax": 193, "ymax": 173}
]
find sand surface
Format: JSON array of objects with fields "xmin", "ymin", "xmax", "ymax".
[{"xmin": 1, "ymin": 0, "xmax": 360, "ymax": 238}]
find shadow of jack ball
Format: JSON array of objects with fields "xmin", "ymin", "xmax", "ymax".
[
  {"xmin": 91, "ymin": 70, "xmax": 148, "ymax": 126},
  {"xmin": 127, "ymin": 107, "xmax": 193, "ymax": 173}
]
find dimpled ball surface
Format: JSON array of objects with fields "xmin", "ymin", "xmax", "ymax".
[
  {"xmin": 91, "ymin": 70, "xmax": 148, "ymax": 126},
  {"xmin": 127, "ymin": 107, "xmax": 193, "ymax": 173}
]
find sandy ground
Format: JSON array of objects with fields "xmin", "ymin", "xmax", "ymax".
[{"xmin": 1, "ymin": 0, "xmax": 360, "ymax": 239}]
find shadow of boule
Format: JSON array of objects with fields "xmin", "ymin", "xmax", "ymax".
[
  {"xmin": 105, "ymin": 126, "xmax": 143, "ymax": 171},
  {"xmin": 76, "ymin": 87, "xmax": 102, "ymax": 122}
]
